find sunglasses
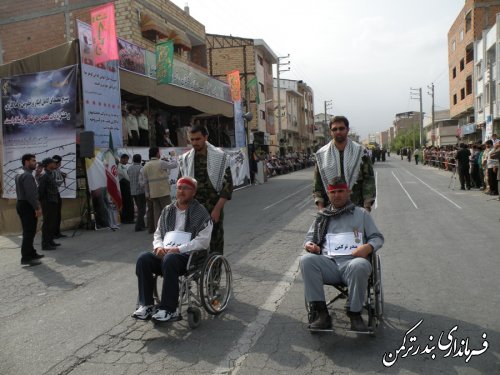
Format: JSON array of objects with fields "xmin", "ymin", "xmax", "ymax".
[{"xmin": 330, "ymin": 127, "xmax": 347, "ymax": 132}]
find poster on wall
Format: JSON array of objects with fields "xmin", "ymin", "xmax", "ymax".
[
  {"xmin": 77, "ymin": 20, "xmax": 122, "ymax": 149},
  {"xmin": 226, "ymin": 147, "xmax": 250, "ymax": 188},
  {"xmin": 1, "ymin": 65, "xmax": 78, "ymax": 199}
]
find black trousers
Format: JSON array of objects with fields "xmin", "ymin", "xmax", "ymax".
[
  {"xmin": 139, "ymin": 129, "xmax": 149, "ymax": 146},
  {"xmin": 136, "ymin": 252, "xmax": 188, "ymax": 311},
  {"xmin": 16, "ymin": 200, "xmax": 38, "ymax": 259},
  {"xmin": 119, "ymin": 179, "xmax": 134, "ymax": 223},
  {"xmin": 488, "ymin": 168, "xmax": 498, "ymax": 194},
  {"xmin": 56, "ymin": 194, "xmax": 62, "ymax": 235},
  {"xmin": 132, "ymin": 193, "xmax": 146, "ymax": 230},
  {"xmin": 41, "ymin": 201, "xmax": 58, "ymax": 245},
  {"xmin": 458, "ymin": 166, "xmax": 471, "ymax": 189}
]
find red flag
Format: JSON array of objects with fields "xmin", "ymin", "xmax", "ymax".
[
  {"xmin": 227, "ymin": 70, "xmax": 241, "ymax": 101},
  {"xmin": 91, "ymin": 2, "xmax": 119, "ymax": 65},
  {"xmin": 104, "ymin": 133, "xmax": 122, "ymax": 209}
]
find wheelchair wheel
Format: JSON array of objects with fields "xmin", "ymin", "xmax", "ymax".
[
  {"xmin": 373, "ymin": 255, "xmax": 384, "ymax": 319},
  {"xmin": 187, "ymin": 307, "xmax": 201, "ymax": 329},
  {"xmin": 200, "ymin": 253, "xmax": 232, "ymax": 315}
]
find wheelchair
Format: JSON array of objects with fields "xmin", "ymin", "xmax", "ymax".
[
  {"xmin": 306, "ymin": 253, "xmax": 383, "ymax": 334},
  {"xmin": 152, "ymin": 249, "xmax": 233, "ymax": 328}
]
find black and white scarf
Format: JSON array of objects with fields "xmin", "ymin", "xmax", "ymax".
[
  {"xmin": 315, "ymin": 138, "xmax": 363, "ymax": 190},
  {"xmin": 158, "ymin": 199, "xmax": 211, "ymax": 241},
  {"xmin": 311, "ymin": 202, "xmax": 356, "ymax": 247},
  {"xmin": 179, "ymin": 142, "xmax": 229, "ymax": 193}
]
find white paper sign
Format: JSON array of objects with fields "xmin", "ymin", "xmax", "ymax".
[
  {"xmin": 325, "ymin": 232, "xmax": 362, "ymax": 256},
  {"xmin": 163, "ymin": 231, "xmax": 191, "ymax": 247}
]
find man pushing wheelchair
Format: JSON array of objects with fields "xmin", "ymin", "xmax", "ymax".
[{"xmin": 301, "ymin": 176, "xmax": 384, "ymax": 333}]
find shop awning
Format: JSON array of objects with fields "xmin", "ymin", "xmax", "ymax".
[
  {"xmin": 140, "ymin": 14, "xmax": 191, "ymax": 50},
  {"xmin": 120, "ymin": 69, "xmax": 233, "ymax": 118}
]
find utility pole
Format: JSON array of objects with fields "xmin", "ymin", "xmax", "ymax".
[
  {"xmin": 324, "ymin": 100, "xmax": 333, "ymax": 131},
  {"xmin": 276, "ymin": 54, "xmax": 290, "ymax": 156},
  {"xmin": 427, "ymin": 83, "xmax": 435, "ymax": 146},
  {"xmin": 410, "ymin": 87, "xmax": 424, "ymax": 147}
]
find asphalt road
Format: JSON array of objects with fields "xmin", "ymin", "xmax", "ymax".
[{"xmin": 1, "ymin": 156, "xmax": 499, "ymax": 374}]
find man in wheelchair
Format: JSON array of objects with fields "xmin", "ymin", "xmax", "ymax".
[
  {"xmin": 133, "ymin": 176, "xmax": 213, "ymax": 322},
  {"xmin": 301, "ymin": 176, "xmax": 384, "ymax": 333}
]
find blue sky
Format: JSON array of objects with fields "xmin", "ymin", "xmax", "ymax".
[{"xmin": 172, "ymin": 0, "xmax": 465, "ymax": 139}]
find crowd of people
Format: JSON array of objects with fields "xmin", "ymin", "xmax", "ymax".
[
  {"xmin": 417, "ymin": 134, "xmax": 500, "ymax": 197},
  {"xmin": 263, "ymin": 153, "xmax": 315, "ymax": 178}
]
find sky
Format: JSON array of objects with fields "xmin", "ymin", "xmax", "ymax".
[{"xmin": 171, "ymin": 0, "xmax": 465, "ymax": 140}]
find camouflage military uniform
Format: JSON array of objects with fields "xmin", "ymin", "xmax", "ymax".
[
  {"xmin": 313, "ymin": 153, "xmax": 375, "ymax": 208},
  {"xmin": 193, "ymin": 153, "xmax": 233, "ymax": 254}
]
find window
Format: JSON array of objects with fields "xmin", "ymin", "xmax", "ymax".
[
  {"xmin": 453, "ymin": 67, "xmax": 457, "ymax": 78},
  {"xmin": 476, "ymin": 64, "xmax": 482, "ymax": 79},
  {"xmin": 459, "ymin": 29, "xmax": 464, "ymax": 41},
  {"xmin": 466, "ymin": 75, "xmax": 472, "ymax": 96},
  {"xmin": 452, "ymin": 40, "xmax": 456, "ymax": 51},
  {"xmin": 465, "ymin": 44, "xmax": 473, "ymax": 64},
  {"xmin": 461, "ymin": 88, "xmax": 465, "ymax": 100},
  {"xmin": 453, "ymin": 94, "xmax": 458, "ymax": 105},
  {"xmin": 460, "ymin": 58, "xmax": 465, "ymax": 71},
  {"xmin": 259, "ymin": 83, "xmax": 264, "ymax": 93},
  {"xmin": 477, "ymin": 95, "xmax": 483, "ymax": 109},
  {"xmin": 258, "ymin": 55, "xmax": 264, "ymax": 66},
  {"xmin": 465, "ymin": 11, "xmax": 472, "ymax": 33},
  {"xmin": 260, "ymin": 110, "xmax": 266, "ymax": 120}
]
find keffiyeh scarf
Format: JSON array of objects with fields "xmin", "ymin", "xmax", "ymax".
[
  {"xmin": 179, "ymin": 141, "xmax": 229, "ymax": 193},
  {"xmin": 316, "ymin": 139, "xmax": 363, "ymax": 191},
  {"xmin": 311, "ymin": 202, "xmax": 356, "ymax": 247},
  {"xmin": 159, "ymin": 200, "xmax": 211, "ymax": 241}
]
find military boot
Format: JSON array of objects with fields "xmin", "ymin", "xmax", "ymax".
[{"xmin": 309, "ymin": 301, "xmax": 332, "ymax": 330}]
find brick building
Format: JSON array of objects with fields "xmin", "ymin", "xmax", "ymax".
[
  {"xmin": 448, "ymin": 0, "xmax": 500, "ymax": 139},
  {"xmin": 0, "ymin": 0, "xmax": 234, "ymax": 233},
  {"xmin": 205, "ymin": 34, "xmax": 277, "ymax": 152}
]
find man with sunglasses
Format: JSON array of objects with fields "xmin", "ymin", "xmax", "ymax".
[
  {"xmin": 301, "ymin": 176, "xmax": 384, "ymax": 333},
  {"xmin": 133, "ymin": 176, "xmax": 213, "ymax": 322},
  {"xmin": 313, "ymin": 116, "xmax": 376, "ymax": 211}
]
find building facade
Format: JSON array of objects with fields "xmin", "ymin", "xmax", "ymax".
[
  {"xmin": 423, "ymin": 110, "xmax": 459, "ymax": 146},
  {"xmin": 448, "ymin": 0, "xmax": 500, "ymax": 138},
  {"xmin": 205, "ymin": 34, "xmax": 277, "ymax": 152}
]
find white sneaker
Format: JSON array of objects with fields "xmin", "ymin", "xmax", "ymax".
[
  {"xmin": 152, "ymin": 309, "xmax": 180, "ymax": 322},
  {"xmin": 132, "ymin": 305, "xmax": 153, "ymax": 320}
]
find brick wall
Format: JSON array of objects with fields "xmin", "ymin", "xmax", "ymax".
[{"xmin": 448, "ymin": 0, "xmax": 500, "ymax": 120}]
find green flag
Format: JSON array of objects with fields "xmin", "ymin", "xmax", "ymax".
[
  {"xmin": 246, "ymin": 76, "xmax": 260, "ymax": 104},
  {"xmin": 156, "ymin": 40, "xmax": 174, "ymax": 84}
]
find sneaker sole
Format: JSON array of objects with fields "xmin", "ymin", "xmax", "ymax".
[
  {"xmin": 152, "ymin": 315, "xmax": 182, "ymax": 324},
  {"xmin": 132, "ymin": 314, "xmax": 152, "ymax": 320}
]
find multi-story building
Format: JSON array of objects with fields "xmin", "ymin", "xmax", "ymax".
[
  {"xmin": 393, "ymin": 111, "xmax": 423, "ymax": 138},
  {"xmin": 448, "ymin": 0, "xmax": 500, "ymax": 139},
  {"xmin": 273, "ymin": 78, "xmax": 315, "ymax": 154},
  {"xmin": 423, "ymin": 110, "xmax": 459, "ymax": 146},
  {"xmin": 474, "ymin": 13, "xmax": 500, "ymax": 140},
  {"xmin": 205, "ymin": 34, "xmax": 277, "ymax": 152},
  {"xmin": 314, "ymin": 113, "xmax": 334, "ymax": 148}
]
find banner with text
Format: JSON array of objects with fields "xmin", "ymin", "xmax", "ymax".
[
  {"xmin": 78, "ymin": 20, "xmax": 122, "ymax": 149},
  {"xmin": 156, "ymin": 40, "xmax": 174, "ymax": 84},
  {"xmin": 1, "ymin": 65, "xmax": 77, "ymax": 198},
  {"xmin": 91, "ymin": 2, "xmax": 119, "ymax": 65}
]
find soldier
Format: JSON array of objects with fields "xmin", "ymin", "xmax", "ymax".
[
  {"xmin": 178, "ymin": 124, "xmax": 233, "ymax": 254},
  {"xmin": 313, "ymin": 116, "xmax": 376, "ymax": 211}
]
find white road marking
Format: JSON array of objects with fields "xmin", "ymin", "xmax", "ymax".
[
  {"xmin": 392, "ymin": 171, "xmax": 419, "ymax": 209},
  {"xmin": 403, "ymin": 168, "xmax": 462, "ymax": 209},
  {"xmin": 262, "ymin": 184, "xmax": 311, "ymax": 210},
  {"xmin": 214, "ymin": 255, "xmax": 301, "ymax": 374}
]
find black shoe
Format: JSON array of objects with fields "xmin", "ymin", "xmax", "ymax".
[
  {"xmin": 308, "ymin": 301, "xmax": 332, "ymax": 330},
  {"xmin": 21, "ymin": 258, "xmax": 42, "ymax": 266},
  {"xmin": 49, "ymin": 242, "xmax": 61, "ymax": 247},
  {"xmin": 54, "ymin": 234, "xmax": 68, "ymax": 239},
  {"xmin": 42, "ymin": 245, "xmax": 57, "ymax": 251},
  {"xmin": 32, "ymin": 253, "xmax": 45, "ymax": 260},
  {"xmin": 349, "ymin": 313, "xmax": 370, "ymax": 333}
]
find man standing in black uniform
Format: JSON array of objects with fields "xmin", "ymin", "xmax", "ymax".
[
  {"xmin": 15, "ymin": 154, "xmax": 44, "ymax": 266},
  {"xmin": 456, "ymin": 143, "xmax": 471, "ymax": 190},
  {"xmin": 38, "ymin": 158, "xmax": 61, "ymax": 250}
]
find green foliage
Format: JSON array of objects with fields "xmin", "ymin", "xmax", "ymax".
[{"xmin": 390, "ymin": 126, "xmax": 423, "ymax": 151}]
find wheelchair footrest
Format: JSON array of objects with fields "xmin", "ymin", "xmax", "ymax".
[
  {"xmin": 308, "ymin": 326, "xmax": 333, "ymax": 333},
  {"xmin": 152, "ymin": 315, "xmax": 183, "ymax": 324}
]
